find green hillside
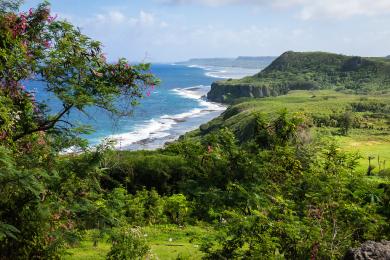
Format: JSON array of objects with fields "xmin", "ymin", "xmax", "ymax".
[
  {"xmin": 208, "ymin": 51, "xmax": 390, "ymax": 102},
  {"xmin": 190, "ymin": 90, "xmax": 390, "ymax": 172}
]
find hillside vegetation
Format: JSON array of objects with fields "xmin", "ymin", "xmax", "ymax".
[
  {"xmin": 208, "ymin": 51, "xmax": 390, "ymax": 102},
  {"xmin": 191, "ymin": 90, "xmax": 390, "ymax": 171}
]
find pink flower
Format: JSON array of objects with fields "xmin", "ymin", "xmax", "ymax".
[
  {"xmin": 19, "ymin": 14, "xmax": 27, "ymax": 32},
  {"xmin": 29, "ymin": 8, "xmax": 34, "ymax": 17},
  {"xmin": 44, "ymin": 40, "xmax": 51, "ymax": 48},
  {"xmin": 146, "ymin": 90, "xmax": 151, "ymax": 97},
  {"xmin": 47, "ymin": 14, "xmax": 58, "ymax": 23}
]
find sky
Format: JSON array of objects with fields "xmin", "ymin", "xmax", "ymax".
[{"xmin": 22, "ymin": 0, "xmax": 390, "ymax": 62}]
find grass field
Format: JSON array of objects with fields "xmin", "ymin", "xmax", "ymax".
[
  {"xmin": 63, "ymin": 225, "xmax": 213, "ymax": 260},
  {"xmin": 336, "ymin": 130, "xmax": 390, "ymax": 173}
]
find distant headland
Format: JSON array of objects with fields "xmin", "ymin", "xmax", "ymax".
[{"xmin": 176, "ymin": 56, "xmax": 276, "ymax": 69}]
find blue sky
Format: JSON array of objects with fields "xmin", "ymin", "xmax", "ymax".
[{"xmin": 22, "ymin": 0, "xmax": 390, "ymax": 62}]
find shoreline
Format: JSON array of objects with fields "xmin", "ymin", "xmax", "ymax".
[
  {"xmin": 73, "ymin": 65, "xmax": 260, "ymax": 153},
  {"xmin": 110, "ymin": 89, "xmax": 227, "ymax": 151}
]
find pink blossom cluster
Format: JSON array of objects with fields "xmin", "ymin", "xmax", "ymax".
[
  {"xmin": 47, "ymin": 14, "xmax": 58, "ymax": 23},
  {"xmin": 146, "ymin": 83, "xmax": 155, "ymax": 97},
  {"xmin": 12, "ymin": 13, "xmax": 27, "ymax": 37}
]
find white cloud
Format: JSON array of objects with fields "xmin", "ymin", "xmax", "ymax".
[
  {"xmin": 297, "ymin": 0, "xmax": 390, "ymax": 20},
  {"xmin": 95, "ymin": 11, "xmax": 126, "ymax": 24},
  {"xmin": 160, "ymin": 0, "xmax": 390, "ymax": 19},
  {"xmin": 159, "ymin": 0, "xmax": 267, "ymax": 6},
  {"xmin": 139, "ymin": 10, "xmax": 155, "ymax": 26},
  {"xmin": 82, "ymin": 10, "xmax": 157, "ymax": 28}
]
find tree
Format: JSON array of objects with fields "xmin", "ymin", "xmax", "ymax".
[
  {"xmin": 339, "ymin": 111, "xmax": 354, "ymax": 136},
  {"xmin": 0, "ymin": 1, "xmax": 158, "ymax": 257},
  {"xmin": 0, "ymin": 146, "xmax": 58, "ymax": 258},
  {"xmin": 164, "ymin": 194, "xmax": 191, "ymax": 225},
  {"xmin": 0, "ymin": 1, "xmax": 158, "ymax": 146},
  {"xmin": 0, "ymin": 0, "xmax": 22, "ymax": 13}
]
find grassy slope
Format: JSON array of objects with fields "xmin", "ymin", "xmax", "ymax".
[
  {"xmin": 64, "ymin": 225, "xmax": 212, "ymax": 260},
  {"xmin": 188, "ymin": 90, "xmax": 390, "ymax": 172}
]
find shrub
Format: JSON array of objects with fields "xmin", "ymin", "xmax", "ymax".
[
  {"xmin": 164, "ymin": 194, "xmax": 191, "ymax": 225},
  {"xmin": 126, "ymin": 189, "xmax": 165, "ymax": 225},
  {"xmin": 106, "ymin": 227, "xmax": 150, "ymax": 260}
]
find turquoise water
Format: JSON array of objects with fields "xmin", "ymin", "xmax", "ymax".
[{"xmin": 26, "ymin": 64, "xmax": 258, "ymax": 150}]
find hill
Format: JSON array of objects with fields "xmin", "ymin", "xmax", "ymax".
[
  {"xmin": 207, "ymin": 51, "xmax": 390, "ymax": 102},
  {"xmin": 176, "ymin": 56, "xmax": 275, "ymax": 69}
]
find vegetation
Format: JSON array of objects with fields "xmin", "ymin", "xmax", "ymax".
[
  {"xmin": 99, "ymin": 110, "xmax": 390, "ymax": 259},
  {"xmin": 106, "ymin": 227, "xmax": 150, "ymax": 260},
  {"xmin": 1, "ymin": 1, "xmax": 389, "ymax": 259}
]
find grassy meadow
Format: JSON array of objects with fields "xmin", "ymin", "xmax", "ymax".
[{"xmin": 64, "ymin": 225, "xmax": 212, "ymax": 259}]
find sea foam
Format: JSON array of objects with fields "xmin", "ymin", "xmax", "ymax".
[{"xmin": 108, "ymin": 85, "xmax": 226, "ymax": 150}]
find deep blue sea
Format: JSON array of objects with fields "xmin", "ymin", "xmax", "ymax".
[{"xmin": 26, "ymin": 64, "xmax": 259, "ymax": 150}]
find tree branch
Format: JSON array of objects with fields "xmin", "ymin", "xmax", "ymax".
[{"xmin": 13, "ymin": 103, "xmax": 74, "ymax": 141}]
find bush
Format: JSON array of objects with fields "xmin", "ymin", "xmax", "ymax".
[
  {"xmin": 164, "ymin": 194, "xmax": 191, "ymax": 225},
  {"xmin": 126, "ymin": 189, "xmax": 165, "ymax": 225},
  {"xmin": 106, "ymin": 227, "xmax": 150, "ymax": 260}
]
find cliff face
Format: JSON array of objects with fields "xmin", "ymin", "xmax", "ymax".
[{"xmin": 207, "ymin": 82, "xmax": 275, "ymax": 103}]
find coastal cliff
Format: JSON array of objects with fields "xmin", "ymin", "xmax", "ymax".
[
  {"xmin": 207, "ymin": 51, "xmax": 390, "ymax": 103},
  {"xmin": 207, "ymin": 82, "xmax": 281, "ymax": 103}
]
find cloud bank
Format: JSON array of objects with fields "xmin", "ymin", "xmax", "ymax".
[
  {"xmin": 161, "ymin": 0, "xmax": 390, "ymax": 19},
  {"xmin": 55, "ymin": 0, "xmax": 390, "ymax": 61}
]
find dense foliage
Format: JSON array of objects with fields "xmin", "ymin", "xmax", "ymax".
[{"xmin": 102, "ymin": 111, "xmax": 389, "ymax": 259}]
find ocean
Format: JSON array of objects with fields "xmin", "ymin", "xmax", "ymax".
[{"xmin": 27, "ymin": 64, "xmax": 259, "ymax": 150}]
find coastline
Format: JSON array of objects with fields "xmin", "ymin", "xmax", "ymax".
[
  {"xmin": 91, "ymin": 65, "xmax": 260, "ymax": 151},
  {"xmin": 109, "ymin": 85, "xmax": 227, "ymax": 150}
]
